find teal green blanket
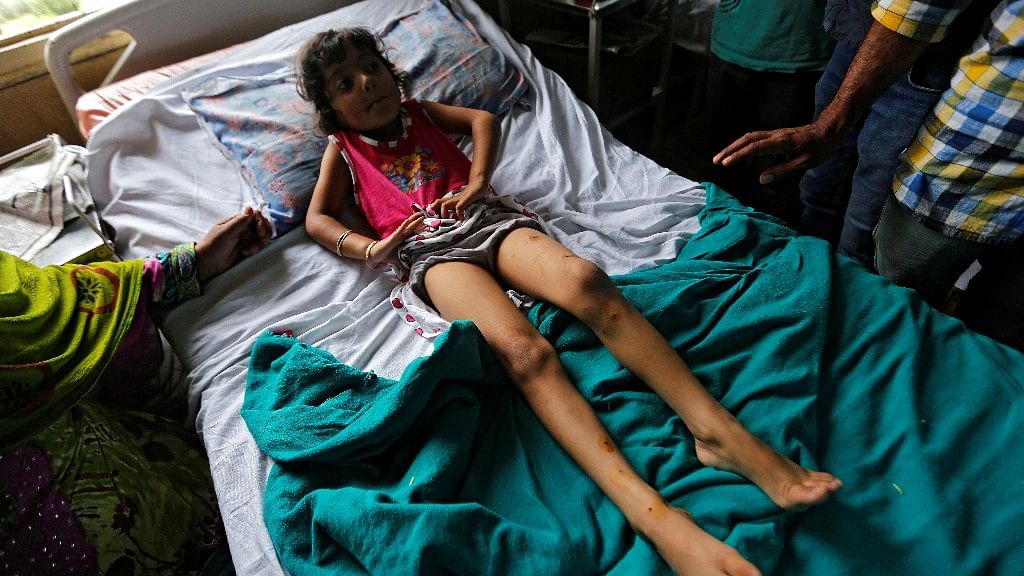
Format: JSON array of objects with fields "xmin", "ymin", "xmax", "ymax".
[{"xmin": 243, "ymin": 185, "xmax": 1024, "ymax": 575}]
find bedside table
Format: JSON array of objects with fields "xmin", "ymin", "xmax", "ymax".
[{"xmin": 498, "ymin": 0, "xmax": 675, "ymax": 132}]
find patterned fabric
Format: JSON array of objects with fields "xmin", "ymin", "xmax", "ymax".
[
  {"xmin": 870, "ymin": 0, "xmax": 971, "ymax": 42},
  {"xmin": 395, "ymin": 191, "xmax": 544, "ymax": 339},
  {"xmin": 2, "ymin": 403, "xmax": 224, "ymax": 575},
  {"xmin": 0, "ymin": 253, "xmax": 223, "ymax": 575},
  {"xmin": 0, "ymin": 444, "xmax": 97, "ymax": 574},
  {"xmin": 94, "ymin": 260, "xmax": 189, "ymax": 420},
  {"xmin": 381, "ymin": 0, "xmax": 530, "ymax": 114},
  {"xmin": 891, "ymin": 0, "xmax": 1024, "ymax": 244},
  {"xmin": 334, "ymin": 100, "xmax": 473, "ymax": 238},
  {"xmin": 184, "ymin": 0, "xmax": 531, "ymax": 238},
  {"xmin": 153, "ymin": 242, "xmax": 201, "ymax": 303},
  {"xmin": 185, "ymin": 73, "xmax": 329, "ymax": 236},
  {"xmin": 0, "ymin": 251, "xmax": 144, "ymax": 450}
]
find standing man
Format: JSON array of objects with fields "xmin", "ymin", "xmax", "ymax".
[
  {"xmin": 714, "ymin": 0, "xmax": 1022, "ymax": 350},
  {"xmin": 703, "ymin": 0, "xmax": 834, "ymax": 227},
  {"xmin": 714, "ymin": 0, "xmax": 997, "ymax": 269}
]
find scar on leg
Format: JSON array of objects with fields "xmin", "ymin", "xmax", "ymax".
[
  {"xmin": 645, "ymin": 502, "xmax": 668, "ymax": 519},
  {"xmin": 599, "ymin": 311, "xmax": 621, "ymax": 337},
  {"xmin": 528, "ymin": 234, "xmax": 541, "ymax": 241},
  {"xmin": 599, "ymin": 436, "xmax": 615, "ymax": 453},
  {"xmin": 608, "ymin": 467, "xmax": 628, "ymax": 489}
]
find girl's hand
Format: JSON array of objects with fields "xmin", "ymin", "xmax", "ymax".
[
  {"xmin": 430, "ymin": 184, "xmax": 484, "ymax": 220},
  {"xmin": 368, "ymin": 212, "xmax": 425, "ymax": 268}
]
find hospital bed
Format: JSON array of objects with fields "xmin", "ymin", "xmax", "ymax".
[{"xmin": 44, "ymin": 0, "xmax": 1024, "ymax": 574}]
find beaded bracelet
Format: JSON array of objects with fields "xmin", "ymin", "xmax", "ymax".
[
  {"xmin": 154, "ymin": 242, "xmax": 200, "ymax": 304},
  {"xmin": 171, "ymin": 242, "xmax": 201, "ymax": 300},
  {"xmin": 335, "ymin": 230, "xmax": 353, "ymax": 257}
]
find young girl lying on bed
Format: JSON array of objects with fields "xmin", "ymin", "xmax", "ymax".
[
  {"xmin": 296, "ymin": 28, "xmax": 842, "ymax": 576},
  {"xmin": 1, "ymin": 208, "xmax": 271, "ymax": 574}
]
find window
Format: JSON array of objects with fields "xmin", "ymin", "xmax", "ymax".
[{"xmin": 0, "ymin": 0, "xmax": 128, "ymax": 43}]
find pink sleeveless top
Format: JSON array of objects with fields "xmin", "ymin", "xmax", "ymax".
[{"xmin": 333, "ymin": 100, "xmax": 471, "ymax": 238}]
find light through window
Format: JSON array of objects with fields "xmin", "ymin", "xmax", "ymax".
[{"xmin": 0, "ymin": 0, "xmax": 128, "ymax": 40}]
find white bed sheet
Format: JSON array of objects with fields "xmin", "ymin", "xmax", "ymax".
[{"xmin": 84, "ymin": 0, "xmax": 706, "ymax": 572}]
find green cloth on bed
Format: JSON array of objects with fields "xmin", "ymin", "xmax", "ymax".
[
  {"xmin": 243, "ymin": 184, "xmax": 1024, "ymax": 575},
  {"xmin": 0, "ymin": 252, "xmax": 143, "ymax": 449}
]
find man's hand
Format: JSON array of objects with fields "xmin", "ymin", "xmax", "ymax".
[
  {"xmin": 712, "ymin": 123, "xmax": 841, "ymax": 184},
  {"xmin": 714, "ymin": 20, "xmax": 933, "ymax": 186}
]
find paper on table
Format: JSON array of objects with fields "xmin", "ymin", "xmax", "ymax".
[{"xmin": 0, "ymin": 135, "xmax": 74, "ymax": 260}]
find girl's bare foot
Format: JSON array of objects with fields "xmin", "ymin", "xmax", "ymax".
[
  {"xmin": 635, "ymin": 501, "xmax": 761, "ymax": 576},
  {"xmin": 692, "ymin": 414, "xmax": 842, "ymax": 510}
]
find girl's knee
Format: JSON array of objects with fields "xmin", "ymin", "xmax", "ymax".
[
  {"xmin": 559, "ymin": 257, "xmax": 629, "ymax": 327},
  {"xmin": 562, "ymin": 256, "xmax": 616, "ymax": 300},
  {"xmin": 492, "ymin": 329, "xmax": 560, "ymax": 387}
]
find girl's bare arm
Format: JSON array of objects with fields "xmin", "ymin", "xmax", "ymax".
[
  {"xmin": 422, "ymin": 101, "xmax": 499, "ymax": 219},
  {"xmin": 306, "ymin": 144, "xmax": 377, "ymax": 258},
  {"xmin": 306, "ymin": 143, "xmax": 423, "ymax": 266}
]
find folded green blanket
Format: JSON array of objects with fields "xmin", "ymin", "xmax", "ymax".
[{"xmin": 244, "ymin": 185, "xmax": 1024, "ymax": 575}]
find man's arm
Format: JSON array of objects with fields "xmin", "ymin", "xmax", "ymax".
[{"xmin": 713, "ymin": 20, "xmax": 930, "ymax": 184}]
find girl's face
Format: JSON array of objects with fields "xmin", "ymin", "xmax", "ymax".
[{"xmin": 323, "ymin": 45, "xmax": 402, "ymax": 137}]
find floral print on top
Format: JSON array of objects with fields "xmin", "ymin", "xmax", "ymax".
[
  {"xmin": 334, "ymin": 100, "xmax": 472, "ymax": 239},
  {"xmin": 336, "ymin": 100, "xmax": 547, "ymax": 340},
  {"xmin": 382, "ymin": 147, "xmax": 445, "ymax": 194}
]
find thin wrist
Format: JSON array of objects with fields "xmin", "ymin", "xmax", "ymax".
[
  {"xmin": 364, "ymin": 239, "xmax": 382, "ymax": 268},
  {"xmin": 194, "ymin": 239, "xmax": 216, "ymax": 284}
]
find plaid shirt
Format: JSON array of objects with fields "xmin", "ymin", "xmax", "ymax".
[
  {"xmin": 872, "ymin": 0, "xmax": 970, "ymax": 41},
  {"xmin": 876, "ymin": 0, "xmax": 1024, "ymax": 245}
]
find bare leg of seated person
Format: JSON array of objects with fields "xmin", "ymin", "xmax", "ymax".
[
  {"xmin": 494, "ymin": 228, "xmax": 843, "ymax": 511},
  {"xmin": 424, "ymin": 260, "xmax": 761, "ymax": 576}
]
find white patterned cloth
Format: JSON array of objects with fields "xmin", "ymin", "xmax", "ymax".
[{"xmin": 388, "ymin": 189, "xmax": 546, "ymax": 338}]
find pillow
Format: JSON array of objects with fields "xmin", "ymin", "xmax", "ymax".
[
  {"xmin": 185, "ymin": 73, "xmax": 327, "ymax": 235},
  {"xmin": 184, "ymin": 0, "xmax": 530, "ymax": 237},
  {"xmin": 381, "ymin": 0, "xmax": 530, "ymax": 116}
]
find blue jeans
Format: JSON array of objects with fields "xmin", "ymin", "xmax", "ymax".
[{"xmin": 798, "ymin": 40, "xmax": 944, "ymax": 269}]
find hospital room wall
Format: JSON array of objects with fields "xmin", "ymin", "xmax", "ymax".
[{"xmin": 1, "ymin": 36, "xmax": 126, "ymax": 155}]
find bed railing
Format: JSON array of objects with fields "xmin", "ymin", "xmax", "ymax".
[{"xmin": 44, "ymin": 0, "xmax": 352, "ymax": 123}]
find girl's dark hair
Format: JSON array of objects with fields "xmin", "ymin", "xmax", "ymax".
[{"xmin": 295, "ymin": 27, "xmax": 410, "ymax": 135}]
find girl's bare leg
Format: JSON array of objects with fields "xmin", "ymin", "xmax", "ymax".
[
  {"xmin": 494, "ymin": 228, "xmax": 842, "ymax": 511},
  {"xmin": 424, "ymin": 261, "xmax": 760, "ymax": 576}
]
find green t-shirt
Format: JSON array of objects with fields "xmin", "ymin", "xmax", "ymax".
[{"xmin": 710, "ymin": 0, "xmax": 835, "ymax": 72}]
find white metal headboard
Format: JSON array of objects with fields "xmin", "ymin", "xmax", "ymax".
[{"xmin": 44, "ymin": 0, "xmax": 356, "ymax": 121}]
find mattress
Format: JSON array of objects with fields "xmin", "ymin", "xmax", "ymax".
[{"xmin": 83, "ymin": 0, "xmax": 705, "ymax": 571}]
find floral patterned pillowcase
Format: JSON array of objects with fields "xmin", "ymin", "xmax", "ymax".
[
  {"xmin": 184, "ymin": 0, "xmax": 530, "ymax": 237},
  {"xmin": 185, "ymin": 74, "xmax": 323, "ymax": 236}
]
